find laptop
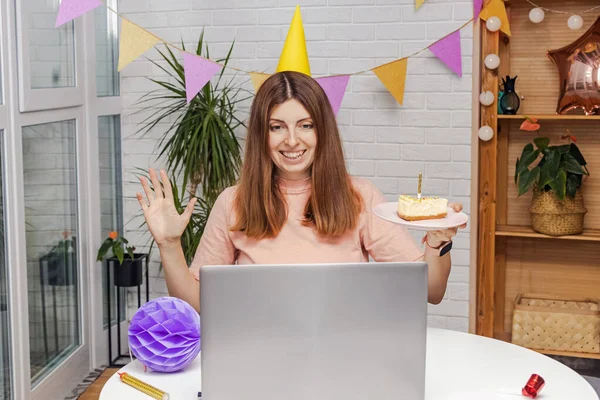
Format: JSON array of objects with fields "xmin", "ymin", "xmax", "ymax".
[{"xmin": 199, "ymin": 262, "xmax": 428, "ymax": 400}]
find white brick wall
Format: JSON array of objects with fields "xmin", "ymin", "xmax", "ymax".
[{"xmin": 119, "ymin": 0, "xmax": 473, "ymax": 331}]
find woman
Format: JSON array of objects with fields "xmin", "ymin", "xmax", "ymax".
[{"xmin": 137, "ymin": 71, "xmax": 465, "ymax": 313}]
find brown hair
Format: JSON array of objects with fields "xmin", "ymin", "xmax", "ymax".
[{"xmin": 231, "ymin": 71, "xmax": 363, "ymax": 239}]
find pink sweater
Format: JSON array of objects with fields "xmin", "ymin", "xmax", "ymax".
[{"xmin": 189, "ymin": 176, "xmax": 424, "ymax": 280}]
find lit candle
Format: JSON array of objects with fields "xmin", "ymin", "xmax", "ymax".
[{"xmin": 417, "ymin": 172, "xmax": 422, "ymax": 200}]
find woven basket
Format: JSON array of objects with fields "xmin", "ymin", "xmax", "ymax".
[
  {"xmin": 511, "ymin": 293, "xmax": 600, "ymax": 354},
  {"xmin": 529, "ymin": 188, "xmax": 587, "ymax": 236}
]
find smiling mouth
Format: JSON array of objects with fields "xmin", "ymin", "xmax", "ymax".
[{"xmin": 280, "ymin": 150, "xmax": 306, "ymax": 160}]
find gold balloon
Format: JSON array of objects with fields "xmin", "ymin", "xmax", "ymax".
[{"xmin": 547, "ymin": 16, "xmax": 600, "ymax": 115}]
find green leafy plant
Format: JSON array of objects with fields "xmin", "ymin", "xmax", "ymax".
[
  {"xmin": 96, "ymin": 231, "xmax": 136, "ymax": 265},
  {"xmin": 133, "ymin": 168, "xmax": 210, "ymax": 266},
  {"xmin": 515, "ymin": 118, "xmax": 589, "ymax": 201},
  {"xmin": 134, "ymin": 31, "xmax": 251, "ymax": 205},
  {"xmin": 131, "ymin": 31, "xmax": 250, "ymax": 265}
]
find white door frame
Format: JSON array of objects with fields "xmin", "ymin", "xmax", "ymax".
[{"xmin": 2, "ymin": 0, "xmax": 124, "ymax": 397}]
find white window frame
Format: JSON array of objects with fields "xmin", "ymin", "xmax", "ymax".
[
  {"xmin": 14, "ymin": 0, "xmax": 85, "ymax": 112},
  {"xmin": 81, "ymin": 1, "xmax": 126, "ymax": 369},
  {"xmin": 2, "ymin": 0, "xmax": 124, "ymax": 397}
]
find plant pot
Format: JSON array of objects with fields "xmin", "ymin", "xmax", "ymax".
[
  {"xmin": 529, "ymin": 189, "xmax": 587, "ymax": 236},
  {"xmin": 111, "ymin": 253, "xmax": 145, "ymax": 287},
  {"xmin": 42, "ymin": 252, "xmax": 77, "ymax": 286}
]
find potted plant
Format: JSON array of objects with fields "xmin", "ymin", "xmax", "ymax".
[
  {"xmin": 515, "ymin": 118, "xmax": 590, "ymax": 236},
  {"xmin": 40, "ymin": 231, "xmax": 77, "ymax": 287},
  {"xmin": 133, "ymin": 31, "xmax": 250, "ymax": 262},
  {"xmin": 97, "ymin": 231, "xmax": 145, "ymax": 287}
]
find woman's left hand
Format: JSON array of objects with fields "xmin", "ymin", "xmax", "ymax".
[{"xmin": 421, "ymin": 202, "xmax": 467, "ymax": 248}]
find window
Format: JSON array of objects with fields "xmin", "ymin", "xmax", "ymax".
[
  {"xmin": 94, "ymin": 1, "xmax": 119, "ymax": 97},
  {"xmin": 23, "ymin": 120, "xmax": 81, "ymax": 384},
  {"xmin": 27, "ymin": 0, "xmax": 76, "ymax": 88},
  {"xmin": 98, "ymin": 115, "xmax": 125, "ymax": 327}
]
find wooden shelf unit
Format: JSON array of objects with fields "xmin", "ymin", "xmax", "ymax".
[
  {"xmin": 497, "ymin": 114, "xmax": 600, "ymax": 121},
  {"xmin": 475, "ymin": 0, "xmax": 600, "ymax": 361},
  {"xmin": 496, "ymin": 225, "xmax": 600, "ymax": 242}
]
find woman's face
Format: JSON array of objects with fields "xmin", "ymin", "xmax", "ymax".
[{"xmin": 268, "ymin": 98, "xmax": 317, "ymax": 180}]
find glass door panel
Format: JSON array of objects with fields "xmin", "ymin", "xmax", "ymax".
[
  {"xmin": 0, "ymin": 131, "xmax": 12, "ymax": 399},
  {"xmin": 22, "ymin": 120, "xmax": 81, "ymax": 386}
]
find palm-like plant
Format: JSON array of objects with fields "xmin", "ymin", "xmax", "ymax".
[
  {"xmin": 132, "ymin": 31, "xmax": 251, "ymax": 264},
  {"xmin": 135, "ymin": 31, "xmax": 251, "ymax": 205},
  {"xmin": 131, "ymin": 168, "xmax": 210, "ymax": 267}
]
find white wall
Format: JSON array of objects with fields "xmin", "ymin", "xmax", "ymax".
[{"xmin": 119, "ymin": 0, "xmax": 473, "ymax": 331}]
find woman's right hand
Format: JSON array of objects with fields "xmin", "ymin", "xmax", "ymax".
[{"xmin": 136, "ymin": 168, "xmax": 197, "ymax": 247}]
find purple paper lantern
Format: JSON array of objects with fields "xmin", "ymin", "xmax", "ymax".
[{"xmin": 128, "ymin": 296, "xmax": 201, "ymax": 373}]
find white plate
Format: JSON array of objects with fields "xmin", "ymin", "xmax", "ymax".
[{"xmin": 373, "ymin": 202, "xmax": 468, "ymax": 231}]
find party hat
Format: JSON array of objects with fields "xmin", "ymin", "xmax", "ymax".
[{"xmin": 276, "ymin": 5, "xmax": 311, "ymax": 76}]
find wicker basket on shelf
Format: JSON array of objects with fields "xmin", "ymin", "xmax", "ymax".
[
  {"xmin": 511, "ymin": 293, "xmax": 600, "ymax": 354},
  {"xmin": 529, "ymin": 189, "xmax": 587, "ymax": 236}
]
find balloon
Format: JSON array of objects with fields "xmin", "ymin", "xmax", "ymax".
[{"xmin": 547, "ymin": 16, "xmax": 600, "ymax": 115}]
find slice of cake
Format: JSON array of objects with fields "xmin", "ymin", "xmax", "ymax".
[{"xmin": 397, "ymin": 195, "xmax": 448, "ymax": 221}]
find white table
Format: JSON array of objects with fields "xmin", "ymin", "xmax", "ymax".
[{"xmin": 100, "ymin": 328, "xmax": 599, "ymax": 399}]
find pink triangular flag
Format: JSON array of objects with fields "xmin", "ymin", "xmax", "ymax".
[
  {"xmin": 55, "ymin": 0, "xmax": 102, "ymax": 27},
  {"xmin": 315, "ymin": 75, "xmax": 350, "ymax": 116},
  {"xmin": 183, "ymin": 53, "xmax": 223, "ymax": 103},
  {"xmin": 429, "ymin": 30, "xmax": 462, "ymax": 77},
  {"xmin": 474, "ymin": 0, "xmax": 484, "ymax": 18}
]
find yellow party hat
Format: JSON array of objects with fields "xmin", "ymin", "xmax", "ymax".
[{"xmin": 276, "ymin": 5, "xmax": 311, "ymax": 76}]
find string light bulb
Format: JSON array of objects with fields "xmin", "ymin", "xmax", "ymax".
[
  {"xmin": 486, "ymin": 16, "xmax": 502, "ymax": 32},
  {"xmin": 529, "ymin": 8, "xmax": 544, "ymax": 23},
  {"xmin": 568, "ymin": 15, "xmax": 583, "ymax": 30},
  {"xmin": 484, "ymin": 54, "xmax": 500, "ymax": 69},
  {"xmin": 478, "ymin": 125, "xmax": 494, "ymax": 141},
  {"xmin": 479, "ymin": 91, "xmax": 495, "ymax": 106}
]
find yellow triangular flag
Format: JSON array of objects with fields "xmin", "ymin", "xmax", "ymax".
[
  {"xmin": 276, "ymin": 5, "xmax": 311, "ymax": 76},
  {"xmin": 249, "ymin": 72, "xmax": 271, "ymax": 92},
  {"xmin": 118, "ymin": 19, "xmax": 161, "ymax": 71},
  {"xmin": 479, "ymin": 0, "xmax": 511, "ymax": 36},
  {"xmin": 415, "ymin": 0, "xmax": 425, "ymax": 10},
  {"xmin": 373, "ymin": 59, "xmax": 408, "ymax": 105}
]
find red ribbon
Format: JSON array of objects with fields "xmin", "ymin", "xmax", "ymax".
[{"xmin": 522, "ymin": 374, "xmax": 545, "ymax": 398}]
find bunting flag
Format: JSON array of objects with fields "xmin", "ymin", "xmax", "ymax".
[
  {"xmin": 54, "ymin": 2, "xmax": 480, "ymax": 111},
  {"xmin": 429, "ymin": 30, "xmax": 462, "ymax": 77},
  {"xmin": 117, "ymin": 19, "xmax": 161, "ymax": 71},
  {"xmin": 473, "ymin": 0, "xmax": 484, "ymax": 18},
  {"xmin": 479, "ymin": 0, "xmax": 511, "ymax": 36},
  {"xmin": 249, "ymin": 72, "xmax": 271, "ymax": 92},
  {"xmin": 315, "ymin": 75, "xmax": 350, "ymax": 116},
  {"xmin": 55, "ymin": 0, "xmax": 102, "ymax": 27},
  {"xmin": 183, "ymin": 53, "xmax": 223, "ymax": 103},
  {"xmin": 372, "ymin": 59, "xmax": 408, "ymax": 105}
]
